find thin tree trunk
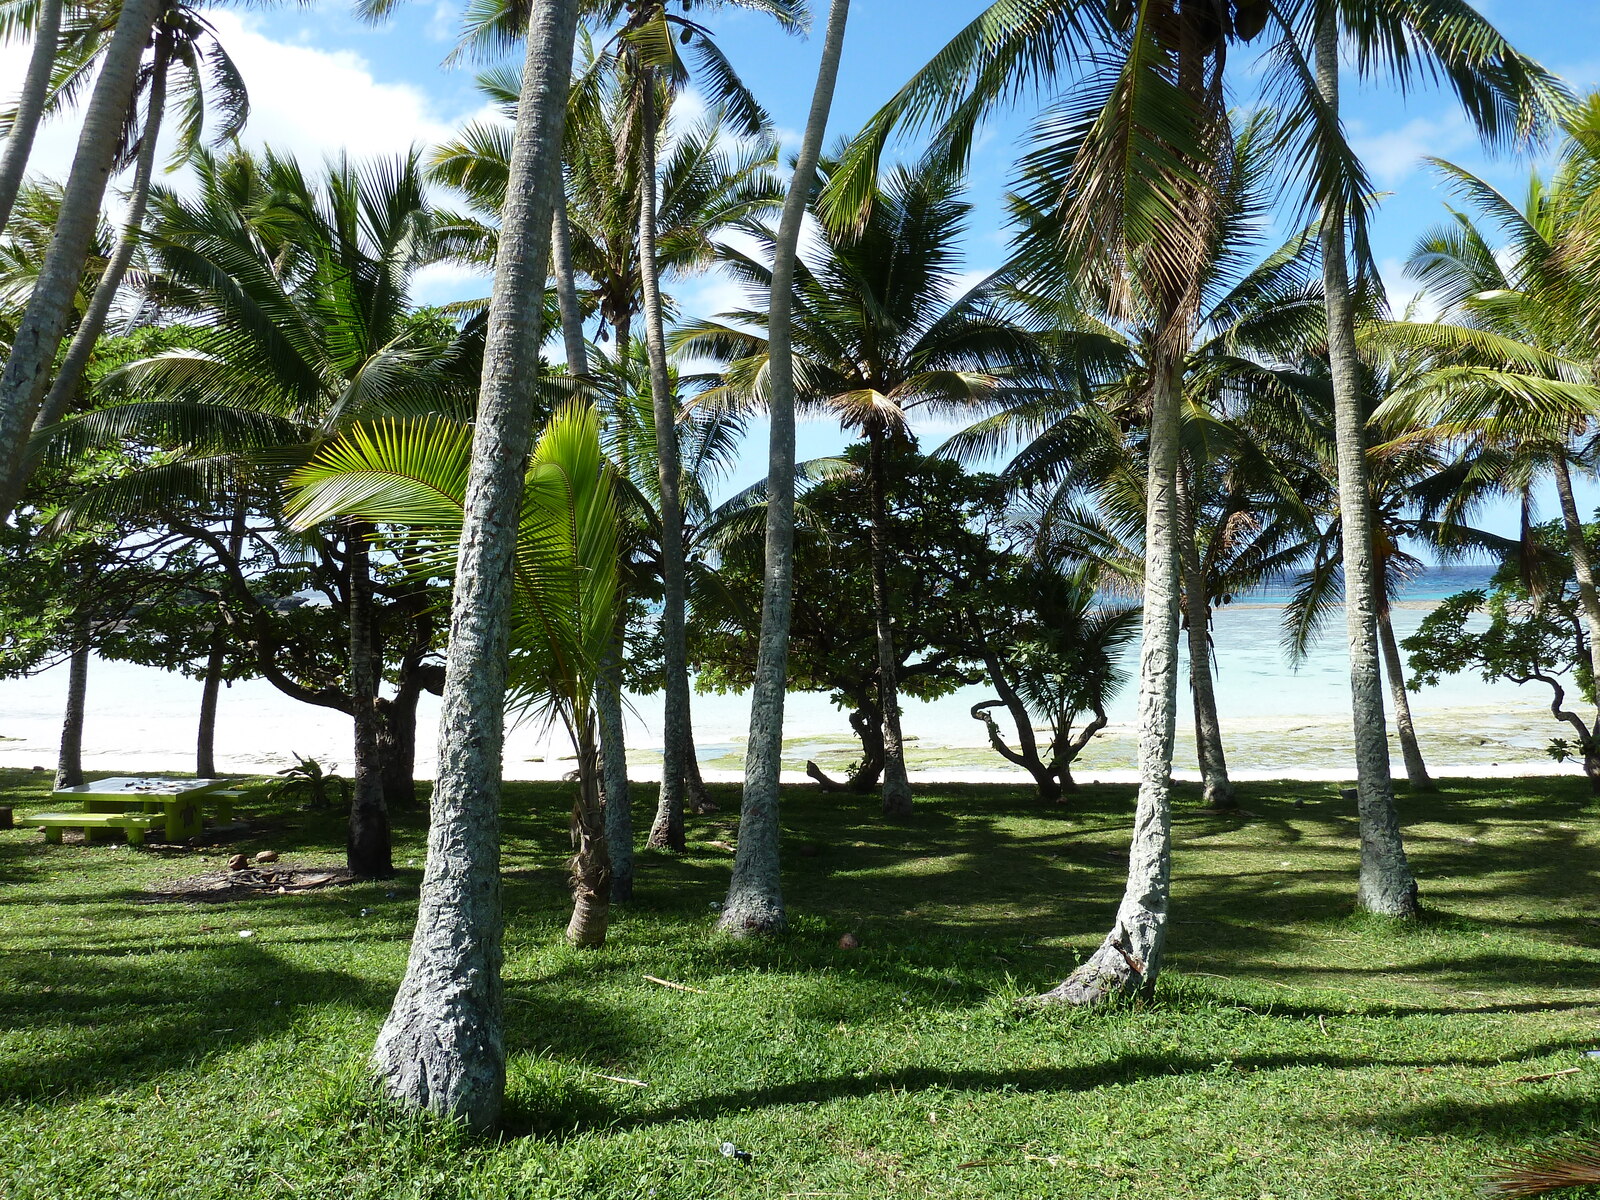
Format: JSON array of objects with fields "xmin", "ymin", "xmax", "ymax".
[
  {"xmin": 598, "ymin": 629, "xmax": 632, "ymax": 901},
  {"xmin": 1315, "ymin": 10, "xmax": 1419, "ymax": 920},
  {"xmin": 1177, "ymin": 468, "xmax": 1234, "ymax": 809},
  {"xmin": 34, "ymin": 39, "xmax": 169, "ymax": 435},
  {"xmin": 868, "ymin": 425, "xmax": 913, "ymax": 816},
  {"xmin": 1552, "ymin": 455, "xmax": 1600, "ymax": 685},
  {"xmin": 565, "ymin": 712, "xmax": 611, "ymax": 946},
  {"xmin": 637, "ymin": 77, "xmax": 690, "ymax": 855},
  {"xmin": 1038, "ymin": 361, "xmax": 1182, "ymax": 1005},
  {"xmin": 681, "ymin": 701, "xmax": 716, "ymax": 812},
  {"xmin": 720, "ymin": 0, "xmax": 849, "ymax": 934},
  {"xmin": 551, "ymin": 192, "xmax": 588, "ymax": 380},
  {"xmin": 196, "ymin": 632, "xmax": 225, "ymax": 779},
  {"xmin": 370, "ymin": 0, "xmax": 578, "ymax": 1132},
  {"xmin": 0, "ymin": 0, "xmax": 164, "ymax": 517},
  {"xmin": 0, "ymin": 0, "xmax": 64, "ymax": 237},
  {"xmin": 346, "ymin": 530, "xmax": 392, "ymax": 878},
  {"xmin": 376, "ymin": 688, "xmax": 421, "ymax": 808},
  {"xmin": 1378, "ymin": 608, "xmax": 1433, "ymax": 792},
  {"xmin": 54, "ymin": 614, "xmax": 90, "ymax": 791}
]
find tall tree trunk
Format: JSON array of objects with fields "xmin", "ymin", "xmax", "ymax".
[
  {"xmin": 1038, "ymin": 361, "xmax": 1183, "ymax": 1005},
  {"xmin": 565, "ymin": 712, "xmax": 611, "ymax": 946},
  {"xmin": 867, "ymin": 425, "xmax": 914, "ymax": 816},
  {"xmin": 370, "ymin": 0, "xmax": 579, "ymax": 1132},
  {"xmin": 0, "ymin": 0, "xmax": 163, "ymax": 517},
  {"xmin": 637, "ymin": 77, "xmax": 690, "ymax": 855},
  {"xmin": 1176, "ymin": 468, "xmax": 1234, "ymax": 809},
  {"xmin": 376, "ymin": 688, "xmax": 420, "ymax": 809},
  {"xmin": 53, "ymin": 614, "xmax": 90, "ymax": 791},
  {"xmin": 681, "ymin": 700, "xmax": 715, "ymax": 813},
  {"xmin": 551, "ymin": 192, "xmax": 588, "ymax": 381},
  {"xmin": 347, "ymin": 530, "xmax": 392, "ymax": 877},
  {"xmin": 598, "ymin": 630, "xmax": 633, "ymax": 901},
  {"xmin": 720, "ymin": 0, "xmax": 849, "ymax": 934},
  {"xmin": 1378, "ymin": 608, "xmax": 1432, "ymax": 792},
  {"xmin": 34, "ymin": 39, "xmax": 169, "ymax": 435},
  {"xmin": 1552, "ymin": 455, "xmax": 1600, "ymax": 685},
  {"xmin": 1315, "ymin": 11, "xmax": 1419, "ymax": 920},
  {"xmin": 196, "ymin": 631, "xmax": 225, "ymax": 779},
  {"xmin": 0, "ymin": 0, "xmax": 64, "ymax": 237}
]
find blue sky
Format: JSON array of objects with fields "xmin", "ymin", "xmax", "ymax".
[{"xmin": 11, "ymin": 0, "xmax": 1598, "ymax": 540}]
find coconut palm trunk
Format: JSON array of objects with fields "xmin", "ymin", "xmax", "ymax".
[
  {"xmin": 867, "ymin": 424, "xmax": 914, "ymax": 816},
  {"xmin": 0, "ymin": 0, "xmax": 63, "ymax": 236},
  {"xmin": 720, "ymin": 0, "xmax": 850, "ymax": 935},
  {"xmin": 1176, "ymin": 466, "xmax": 1234, "ymax": 809},
  {"xmin": 598, "ymin": 629, "xmax": 633, "ymax": 900},
  {"xmin": 565, "ymin": 711, "xmax": 611, "ymax": 946},
  {"xmin": 1378, "ymin": 608, "xmax": 1432, "ymax": 791},
  {"xmin": 346, "ymin": 528, "xmax": 392, "ymax": 878},
  {"xmin": 32, "ymin": 40, "xmax": 171, "ymax": 439},
  {"xmin": 551, "ymin": 193, "xmax": 588, "ymax": 381},
  {"xmin": 1039, "ymin": 361, "xmax": 1183, "ymax": 1004},
  {"xmin": 1552, "ymin": 455, "xmax": 1600, "ymax": 685},
  {"xmin": 1315, "ymin": 10, "xmax": 1419, "ymax": 919},
  {"xmin": 637, "ymin": 77, "xmax": 691, "ymax": 854},
  {"xmin": 54, "ymin": 614, "xmax": 91, "ymax": 791},
  {"xmin": 0, "ymin": 0, "xmax": 163, "ymax": 515},
  {"xmin": 370, "ymin": 0, "xmax": 579, "ymax": 1132}
]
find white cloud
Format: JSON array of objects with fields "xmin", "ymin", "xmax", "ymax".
[
  {"xmin": 1349, "ymin": 112, "xmax": 1472, "ymax": 186},
  {"xmin": 1378, "ymin": 255, "xmax": 1440, "ymax": 322}
]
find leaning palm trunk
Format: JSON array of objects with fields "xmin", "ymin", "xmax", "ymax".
[
  {"xmin": 1315, "ymin": 11, "xmax": 1419, "ymax": 919},
  {"xmin": 565, "ymin": 712, "xmax": 611, "ymax": 946},
  {"xmin": 720, "ymin": 0, "xmax": 850, "ymax": 935},
  {"xmin": 636, "ymin": 77, "xmax": 691, "ymax": 854},
  {"xmin": 1177, "ymin": 468, "xmax": 1234, "ymax": 809},
  {"xmin": 867, "ymin": 425, "xmax": 914, "ymax": 816},
  {"xmin": 0, "ymin": 0, "xmax": 63, "ymax": 237},
  {"xmin": 54, "ymin": 614, "xmax": 91, "ymax": 791},
  {"xmin": 370, "ymin": 0, "xmax": 579, "ymax": 1133},
  {"xmin": 346, "ymin": 529, "xmax": 392, "ymax": 877},
  {"xmin": 33, "ymin": 42, "xmax": 170, "ymax": 439},
  {"xmin": 1378, "ymin": 609, "xmax": 1433, "ymax": 791},
  {"xmin": 1551, "ymin": 455, "xmax": 1600, "ymax": 685},
  {"xmin": 1038, "ymin": 362, "xmax": 1183, "ymax": 1005},
  {"xmin": 0, "ymin": 0, "xmax": 163, "ymax": 516}
]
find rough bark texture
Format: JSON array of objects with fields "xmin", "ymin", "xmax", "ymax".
[
  {"xmin": 1552, "ymin": 456, "xmax": 1600, "ymax": 686},
  {"xmin": 0, "ymin": 0, "xmax": 63, "ymax": 236},
  {"xmin": 551, "ymin": 193, "xmax": 589, "ymax": 382},
  {"xmin": 0, "ymin": 0, "xmax": 163, "ymax": 516},
  {"xmin": 369, "ymin": 0, "xmax": 578, "ymax": 1133},
  {"xmin": 1378, "ymin": 609, "xmax": 1433, "ymax": 792},
  {"xmin": 867, "ymin": 425, "xmax": 914, "ymax": 816},
  {"xmin": 597, "ymin": 631, "xmax": 633, "ymax": 901},
  {"xmin": 1177, "ymin": 468, "xmax": 1234, "ymax": 809},
  {"xmin": 565, "ymin": 715, "xmax": 611, "ymax": 946},
  {"xmin": 1038, "ymin": 364, "xmax": 1182, "ymax": 1006},
  {"xmin": 720, "ymin": 0, "xmax": 850, "ymax": 936},
  {"xmin": 54, "ymin": 617, "xmax": 90, "ymax": 791},
  {"xmin": 637, "ymin": 78, "xmax": 690, "ymax": 855},
  {"xmin": 196, "ymin": 632, "xmax": 225, "ymax": 779},
  {"xmin": 346, "ymin": 532, "xmax": 393, "ymax": 878},
  {"xmin": 681, "ymin": 708, "xmax": 716, "ymax": 813},
  {"xmin": 34, "ymin": 39, "xmax": 169, "ymax": 437},
  {"xmin": 1315, "ymin": 11, "xmax": 1420, "ymax": 920}
]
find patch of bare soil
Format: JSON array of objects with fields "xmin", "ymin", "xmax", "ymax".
[{"xmin": 142, "ymin": 864, "xmax": 358, "ymax": 903}]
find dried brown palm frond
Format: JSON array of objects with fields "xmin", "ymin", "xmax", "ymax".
[{"xmin": 1488, "ymin": 1142, "xmax": 1600, "ymax": 1197}]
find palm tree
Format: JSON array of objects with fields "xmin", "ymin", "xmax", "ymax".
[
  {"xmin": 364, "ymin": 0, "xmax": 581, "ymax": 1133},
  {"xmin": 682, "ymin": 155, "xmax": 1039, "ymax": 817},
  {"xmin": 0, "ymin": 0, "xmax": 66, "ymax": 236},
  {"xmin": 0, "ymin": 0, "xmax": 164, "ymax": 517},
  {"xmin": 717, "ymin": 0, "xmax": 849, "ymax": 934},
  {"xmin": 287, "ymin": 404, "xmax": 621, "ymax": 947}
]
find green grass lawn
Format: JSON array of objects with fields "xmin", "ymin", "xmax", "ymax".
[{"xmin": 2, "ymin": 768, "xmax": 1598, "ymax": 1199}]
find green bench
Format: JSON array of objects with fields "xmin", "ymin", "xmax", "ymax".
[{"xmin": 29, "ymin": 811, "xmax": 165, "ymax": 845}]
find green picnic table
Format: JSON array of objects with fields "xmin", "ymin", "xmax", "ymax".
[{"xmin": 29, "ymin": 777, "xmax": 241, "ymax": 844}]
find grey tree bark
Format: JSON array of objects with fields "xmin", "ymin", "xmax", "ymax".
[
  {"xmin": 1177, "ymin": 466, "xmax": 1234, "ymax": 809},
  {"xmin": 0, "ymin": 0, "xmax": 64, "ymax": 237},
  {"xmin": 565, "ymin": 713, "xmax": 611, "ymax": 946},
  {"xmin": 33, "ymin": 38, "xmax": 170, "ymax": 440},
  {"xmin": 370, "ymin": 0, "xmax": 579, "ymax": 1132},
  {"xmin": 54, "ymin": 614, "xmax": 91, "ymax": 791},
  {"xmin": 551, "ymin": 193, "xmax": 588, "ymax": 383},
  {"xmin": 637, "ymin": 77, "xmax": 691, "ymax": 855},
  {"xmin": 1315, "ymin": 10, "xmax": 1419, "ymax": 919},
  {"xmin": 196, "ymin": 632, "xmax": 225, "ymax": 779},
  {"xmin": 1377, "ymin": 608, "xmax": 1432, "ymax": 791},
  {"xmin": 719, "ymin": 0, "xmax": 850, "ymax": 936},
  {"xmin": 0, "ymin": 0, "xmax": 163, "ymax": 516},
  {"xmin": 597, "ymin": 631, "xmax": 633, "ymax": 900},
  {"xmin": 867, "ymin": 424, "xmax": 914, "ymax": 816},
  {"xmin": 346, "ymin": 530, "xmax": 392, "ymax": 878},
  {"xmin": 1552, "ymin": 455, "xmax": 1600, "ymax": 685},
  {"xmin": 1037, "ymin": 363, "xmax": 1182, "ymax": 1005}
]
